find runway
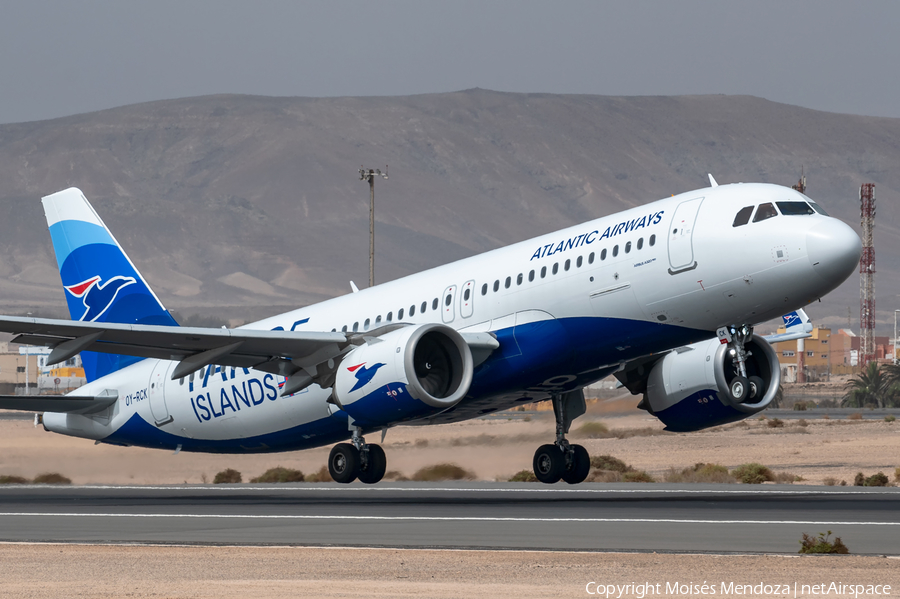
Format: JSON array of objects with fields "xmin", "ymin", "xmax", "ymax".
[{"xmin": 0, "ymin": 483, "xmax": 897, "ymax": 554}]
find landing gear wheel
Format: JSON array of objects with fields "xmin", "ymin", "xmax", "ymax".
[
  {"xmin": 561, "ymin": 444, "xmax": 591, "ymax": 485},
  {"xmin": 533, "ymin": 444, "xmax": 564, "ymax": 484},
  {"xmin": 357, "ymin": 444, "xmax": 387, "ymax": 484},
  {"xmin": 728, "ymin": 376, "xmax": 750, "ymax": 403},
  {"xmin": 328, "ymin": 443, "xmax": 360, "ymax": 484},
  {"xmin": 748, "ymin": 376, "xmax": 765, "ymax": 401}
]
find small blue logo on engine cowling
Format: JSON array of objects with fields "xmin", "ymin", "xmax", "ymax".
[{"xmin": 347, "ymin": 362, "xmax": 386, "ymax": 392}]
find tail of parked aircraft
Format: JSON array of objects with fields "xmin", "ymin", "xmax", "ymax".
[{"xmin": 42, "ymin": 187, "xmax": 179, "ymax": 381}]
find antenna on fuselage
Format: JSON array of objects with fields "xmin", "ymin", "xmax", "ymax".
[{"xmin": 708, "ymin": 174, "xmax": 719, "ymax": 188}]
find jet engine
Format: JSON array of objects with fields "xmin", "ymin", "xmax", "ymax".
[
  {"xmin": 638, "ymin": 335, "xmax": 781, "ymax": 431},
  {"xmin": 332, "ymin": 323, "xmax": 474, "ymax": 428}
]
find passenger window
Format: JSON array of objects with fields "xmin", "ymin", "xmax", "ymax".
[
  {"xmin": 387, "ymin": 312, "xmax": 393, "ymax": 322},
  {"xmin": 552, "ymin": 263, "xmax": 559, "ymax": 275},
  {"xmin": 564, "ymin": 259, "xmax": 570, "ymax": 271},
  {"xmin": 517, "ymin": 273, "xmax": 523, "ymax": 285},
  {"xmin": 637, "ymin": 238, "xmax": 643, "ymax": 250},
  {"xmin": 409, "ymin": 305, "xmax": 415, "ymax": 316},
  {"xmin": 398, "ymin": 309, "xmax": 404, "ymax": 320},
  {"xmin": 353, "ymin": 322, "xmax": 359, "ymax": 332},
  {"xmin": 649, "ymin": 234, "xmax": 656, "ymax": 246},
  {"xmin": 776, "ymin": 201, "xmax": 815, "ymax": 216},
  {"xmin": 529, "ymin": 270, "xmax": 535, "ymax": 282},
  {"xmin": 576, "ymin": 256, "xmax": 583, "ymax": 268},
  {"xmin": 364, "ymin": 318, "xmax": 370, "ymax": 330},
  {"xmin": 432, "ymin": 298, "xmax": 438, "ymax": 310},
  {"xmin": 445, "ymin": 294, "xmax": 452, "ymax": 306},
  {"xmin": 342, "ymin": 325, "xmax": 348, "ymax": 332},
  {"xmin": 505, "ymin": 276, "xmax": 511, "ymax": 289},
  {"xmin": 179, "ymin": 377, "xmax": 184, "ymax": 386},
  {"xmin": 541, "ymin": 266, "xmax": 547, "ymax": 278},
  {"xmin": 421, "ymin": 301, "xmax": 427, "ymax": 313},
  {"xmin": 588, "ymin": 252, "xmax": 595, "ymax": 264},
  {"xmin": 612, "ymin": 245, "xmax": 619, "ymax": 257},
  {"xmin": 375, "ymin": 315, "xmax": 382, "ymax": 324},
  {"xmin": 482, "ymin": 283, "xmax": 488, "ymax": 295},
  {"xmin": 464, "ymin": 289, "xmax": 470, "ymax": 301},
  {"xmin": 732, "ymin": 205, "xmax": 754, "ymax": 227},
  {"xmin": 625, "ymin": 241, "xmax": 631, "ymax": 253},
  {"xmin": 493, "ymin": 280, "xmax": 500, "ymax": 292},
  {"xmin": 753, "ymin": 203, "xmax": 778, "ymax": 222}
]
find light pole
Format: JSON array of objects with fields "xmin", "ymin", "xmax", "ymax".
[
  {"xmin": 894, "ymin": 309, "xmax": 900, "ymax": 364},
  {"xmin": 359, "ymin": 166, "xmax": 388, "ymax": 288}
]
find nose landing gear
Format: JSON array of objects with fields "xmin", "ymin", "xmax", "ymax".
[
  {"xmin": 328, "ymin": 426, "xmax": 387, "ymax": 484},
  {"xmin": 718, "ymin": 324, "xmax": 762, "ymax": 402},
  {"xmin": 532, "ymin": 390, "xmax": 591, "ymax": 484}
]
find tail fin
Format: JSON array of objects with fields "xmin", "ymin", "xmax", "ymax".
[{"xmin": 42, "ymin": 188, "xmax": 179, "ymax": 382}]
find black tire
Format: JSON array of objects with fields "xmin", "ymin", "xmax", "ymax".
[
  {"xmin": 328, "ymin": 443, "xmax": 360, "ymax": 484},
  {"xmin": 561, "ymin": 444, "xmax": 591, "ymax": 484},
  {"xmin": 357, "ymin": 444, "xmax": 387, "ymax": 485},
  {"xmin": 533, "ymin": 444, "xmax": 564, "ymax": 484},
  {"xmin": 729, "ymin": 376, "xmax": 750, "ymax": 403},
  {"xmin": 748, "ymin": 376, "xmax": 766, "ymax": 400}
]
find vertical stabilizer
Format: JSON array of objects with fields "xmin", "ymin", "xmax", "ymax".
[{"xmin": 42, "ymin": 188, "xmax": 179, "ymax": 381}]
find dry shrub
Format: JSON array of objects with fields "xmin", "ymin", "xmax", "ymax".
[
  {"xmin": 32, "ymin": 473, "xmax": 71, "ymax": 485},
  {"xmin": 774, "ymin": 472, "xmax": 804, "ymax": 484},
  {"xmin": 895, "ymin": 467, "xmax": 900, "ymax": 482},
  {"xmin": 847, "ymin": 413, "xmax": 863, "ymax": 420},
  {"xmin": 622, "ymin": 470, "xmax": 655, "ymax": 483},
  {"xmin": 508, "ymin": 470, "xmax": 538, "ymax": 483},
  {"xmin": 799, "ymin": 531, "xmax": 849, "ymax": 554},
  {"xmin": 213, "ymin": 468, "xmax": 242, "ymax": 484},
  {"xmin": 854, "ymin": 472, "xmax": 889, "ymax": 487},
  {"xmin": 821, "ymin": 414, "xmax": 831, "ymax": 420},
  {"xmin": 767, "ymin": 418, "xmax": 784, "ymax": 428},
  {"xmin": 585, "ymin": 470, "xmax": 622, "ymax": 483},
  {"xmin": 590, "ymin": 455, "xmax": 629, "ymax": 472},
  {"xmin": 0, "ymin": 475, "xmax": 29, "ymax": 484},
  {"xmin": 382, "ymin": 470, "xmax": 409, "ymax": 481},
  {"xmin": 305, "ymin": 466, "xmax": 330, "ymax": 482},
  {"xmin": 411, "ymin": 463, "xmax": 475, "ymax": 481},
  {"xmin": 250, "ymin": 466, "xmax": 304, "ymax": 483},
  {"xmin": 664, "ymin": 463, "xmax": 732, "ymax": 484},
  {"xmin": 823, "ymin": 477, "xmax": 839, "ymax": 486},
  {"xmin": 414, "ymin": 438, "xmax": 429, "ymax": 447},
  {"xmin": 732, "ymin": 463, "xmax": 774, "ymax": 484},
  {"xmin": 575, "ymin": 421, "xmax": 610, "ymax": 438},
  {"xmin": 885, "ymin": 415, "xmax": 896, "ymax": 423},
  {"xmin": 796, "ymin": 419, "xmax": 808, "ymax": 427}
]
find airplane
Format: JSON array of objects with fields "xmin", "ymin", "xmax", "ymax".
[{"xmin": 0, "ymin": 177, "xmax": 860, "ymax": 484}]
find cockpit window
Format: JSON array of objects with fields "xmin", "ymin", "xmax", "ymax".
[
  {"xmin": 732, "ymin": 206, "xmax": 754, "ymax": 227},
  {"xmin": 809, "ymin": 202, "xmax": 829, "ymax": 216},
  {"xmin": 776, "ymin": 201, "xmax": 815, "ymax": 216},
  {"xmin": 753, "ymin": 202, "xmax": 778, "ymax": 223}
]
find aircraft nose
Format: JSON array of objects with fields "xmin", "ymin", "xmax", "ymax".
[{"xmin": 806, "ymin": 218, "xmax": 862, "ymax": 288}]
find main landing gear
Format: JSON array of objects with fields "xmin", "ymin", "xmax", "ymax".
[
  {"xmin": 719, "ymin": 324, "xmax": 764, "ymax": 403},
  {"xmin": 532, "ymin": 390, "xmax": 591, "ymax": 484},
  {"xmin": 328, "ymin": 426, "xmax": 387, "ymax": 484}
]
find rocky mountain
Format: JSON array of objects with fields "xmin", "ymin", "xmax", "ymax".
[{"xmin": 0, "ymin": 90, "xmax": 898, "ymax": 331}]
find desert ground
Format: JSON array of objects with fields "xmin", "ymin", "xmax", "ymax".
[{"xmin": 1, "ymin": 396, "xmax": 897, "ymax": 485}]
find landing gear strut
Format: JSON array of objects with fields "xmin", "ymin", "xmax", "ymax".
[
  {"xmin": 718, "ymin": 324, "xmax": 762, "ymax": 402},
  {"xmin": 328, "ymin": 426, "xmax": 387, "ymax": 484},
  {"xmin": 532, "ymin": 390, "xmax": 590, "ymax": 484}
]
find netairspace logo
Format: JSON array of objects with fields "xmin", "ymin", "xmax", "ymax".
[{"xmin": 585, "ymin": 581, "xmax": 892, "ymax": 598}]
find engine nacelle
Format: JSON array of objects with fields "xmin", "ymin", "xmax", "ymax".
[
  {"xmin": 333, "ymin": 323, "xmax": 474, "ymax": 428},
  {"xmin": 642, "ymin": 334, "xmax": 781, "ymax": 432}
]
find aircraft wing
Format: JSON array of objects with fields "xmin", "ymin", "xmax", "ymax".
[
  {"xmin": 0, "ymin": 390, "xmax": 117, "ymax": 414},
  {"xmin": 0, "ymin": 315, "xmax": 350, "ymax": 380}
]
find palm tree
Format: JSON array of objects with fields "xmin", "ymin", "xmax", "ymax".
[
  {"xmin": 878, "ymin": 363, "xmax": 900, "ymax": 407},
  {"xmin": 842, "ymin": 361, "xmax": 890, "ymax": 408}
]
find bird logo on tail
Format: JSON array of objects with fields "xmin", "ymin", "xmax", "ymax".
[{"xmin": 65, "ymin": 275, "xmax": 137, "ymax": 321}]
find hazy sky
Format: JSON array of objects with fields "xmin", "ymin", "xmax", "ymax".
[{"xmin": 1, "ymin": 1, "xmax": 898, "ymax": 124}]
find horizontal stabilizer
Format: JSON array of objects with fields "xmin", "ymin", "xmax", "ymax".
[
  {"xmin": 763, "ymin": 308, "xmax": 813, "ymax": 344},
  {"xmin": 0, "ymin": 389, "xmax": 118, "ymax": 414}
]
